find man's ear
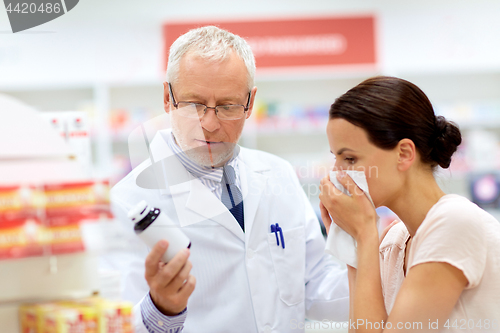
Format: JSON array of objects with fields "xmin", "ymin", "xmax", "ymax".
[
  {"xmin": 245, "ymin": 86, "xmax": 258, "ymax": 119},
  {"xmin": 163, "ymin": 82, "xmax": 170, "ymax": 114},
  {"xmin": 397, "ymin": 138, "xmax": 416, "ymax": 171}
]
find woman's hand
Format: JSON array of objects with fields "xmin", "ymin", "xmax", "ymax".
[
  {"xmin": 321, "ymin": 171, "xmax": 388, "ymax": 332},
  {"xmin": 319, "ymin": 201, "xmax": 333, "ymax": 235},
  {"xmin": 319, "ymin": 171, "xmax": 378, "ymax": 241}
]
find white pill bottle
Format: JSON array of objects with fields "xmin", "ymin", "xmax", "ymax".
[{"xmin": 128, "ymin": 200, "xmax": 191, "ymax": 262}]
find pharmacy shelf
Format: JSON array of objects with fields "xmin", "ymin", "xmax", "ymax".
[
  {"xmin": 0, "ymin": 253, "xmax": 100, "ymax": 332},
  {"xmin": 0, "ymin": 253, "xmax": 99, "ymax": 304}
]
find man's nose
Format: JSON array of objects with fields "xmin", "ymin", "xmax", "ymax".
[{"xmin": 201, "ymin": 107, "xmax": 220, "ymax": 132}]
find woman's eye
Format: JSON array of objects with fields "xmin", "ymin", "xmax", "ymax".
[{"xmin": 344, "ymin": 157, "xmax": 356, "ymax": 164}]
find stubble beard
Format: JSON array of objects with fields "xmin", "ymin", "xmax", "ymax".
[{"xmin": 171, "ymin": 123, "xmax": 234, "ymax": 168}]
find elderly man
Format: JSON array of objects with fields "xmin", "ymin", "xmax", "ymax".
[{"xmin": 108, "ymin": 26, "xmax": 348, "ymax": 333}]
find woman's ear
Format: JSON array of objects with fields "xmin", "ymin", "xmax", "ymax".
[
  {"xmin": 163, "ymin": 82, "xmax": 171, "ymax": 114},
  {"xmin": 397, "ymin": 139, "xmax": 416, "ymax": 171}
]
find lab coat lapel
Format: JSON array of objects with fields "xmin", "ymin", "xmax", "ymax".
[
  {"xmin": 165, "ymin": 158, "xmax": 244, "ymax": 241},
  {"xmin": 148, "ymin": 131, "xmax": 264, "ymax": 242},
  {"xmin": 239, "ymin": 150, "xmax": 270, "ymax": 241},
  {"xmin": 184, "ymin": 178, "xmax": 245, "ymax": 242}
]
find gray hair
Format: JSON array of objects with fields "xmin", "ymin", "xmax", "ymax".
[{"xmin": 166, "ymin": 26, "xmax": 256, "ymax": 90}]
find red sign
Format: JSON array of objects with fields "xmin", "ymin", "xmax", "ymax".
[{"xmin": 163, "ymin": 16, "xmax": 376, "ymax": 72}]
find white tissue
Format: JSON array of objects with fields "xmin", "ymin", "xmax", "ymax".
[{"xmin": 324, "ymin": 170, "xmax": 379, "ymax": 268}]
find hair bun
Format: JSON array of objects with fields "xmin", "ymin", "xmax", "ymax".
[
  {"xmin": 430, "ymin": 116, "xmax": 462, "ymax": 168},
  {"xmin": 435, "ymin": 116, "xmax": 449, "ymax": 137}
]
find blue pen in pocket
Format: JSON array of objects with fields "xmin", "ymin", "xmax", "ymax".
[{"xmin": 270, "ymin": 223, "xmax": 285, "ymax": 249}]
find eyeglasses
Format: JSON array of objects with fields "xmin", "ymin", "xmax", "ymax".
[{"xmin": 168, "ymin": 83, "xmax": 251, "ymax": 120}]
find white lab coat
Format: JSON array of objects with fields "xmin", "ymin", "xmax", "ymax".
[{"xmin": 105, "ymin": 129, "xmax": 349, "ymax": 333}]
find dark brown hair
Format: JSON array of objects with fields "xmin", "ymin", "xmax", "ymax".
[{"xmin": 329, "ymin": 76, "xmax": 461, "ymax": 169}]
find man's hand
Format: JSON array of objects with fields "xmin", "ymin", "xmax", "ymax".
[{"xmin": 145, "ymin": 240, "xmax": 196, "ymax": 316}]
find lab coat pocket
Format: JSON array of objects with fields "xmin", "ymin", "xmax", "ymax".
[{"xmin": 268, "ymin": 226, "xmax": 305, "ymax": 306}]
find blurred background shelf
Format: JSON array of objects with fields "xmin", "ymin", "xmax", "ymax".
[
  {"xmin": 3, "ymin": 71, "xmax": 500, "ymax": 228},
  {"xmin": 0, "ymin": 253, "xmax": 100, "ymax": 333},
  {"xmin": 2, "ymin": 1, "xmax": 500, "ymax": 331}
]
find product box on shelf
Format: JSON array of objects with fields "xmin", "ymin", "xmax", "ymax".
[
  {"xmin": 0, "ymin": 180, "xmax": 113, "ymax": 261},
  {"xmin": 42, "ymin": 305, "xmax": 98, "ymax": 333},
  {"xmin": 73, "ymin": 297, "xmax": 134, "ymax": 333},
  {"xmin": 19, "ymin": 302, "xmax": 60, "ymax": 333},
  {"xmin": 41, "ymin": 111, "xmax": 92, "ymax": 177},
  {"xmin": 0, "ymin": 216, "xmax": 46, "ymax": 259},
  {"xmin": 19, "ymin": 297, "xmax": 134, "ymax": 333}
]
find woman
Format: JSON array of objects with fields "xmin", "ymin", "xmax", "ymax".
[{"xmin": 319, "ymin": 76, "xmax": 500, "ymax": 332}]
